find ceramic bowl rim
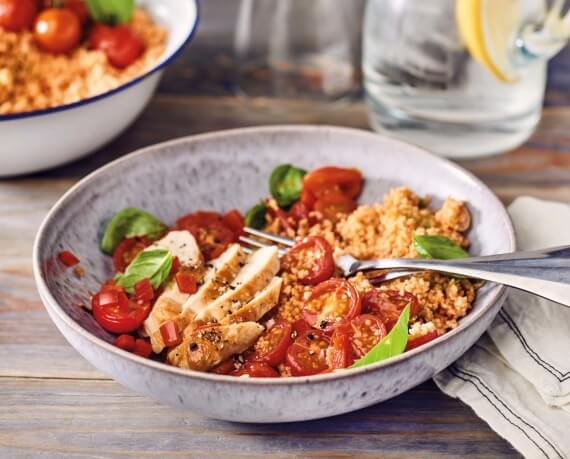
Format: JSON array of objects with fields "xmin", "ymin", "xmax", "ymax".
[
  {"xmin": 33, "ymin": 125, "xmax": 516, "ymax": 386},
  {"xmin": 0, "ymin": 0, "xmax": 200, "ymax": 123}
]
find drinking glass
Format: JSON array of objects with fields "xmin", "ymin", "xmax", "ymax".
[
  {"xmin": 363, "ymin": 0, "xmax": 570, "ymax": 158},
  {"xmin": 234, "ymin": 0, "xmax": 364, "ymax": 101}
]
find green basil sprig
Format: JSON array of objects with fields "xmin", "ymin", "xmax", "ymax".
[
  {"xmin": 114, "ymin": 249, "xmax": 172, "ymax": 294},
  {"xmin": 413, "ymin": 235, "xmax": 469, "ymax": 260},
  {"xmin": 244, "ymin": 202, "xmax": 267, "ymax": 229},
  {"xmin": 351, "ymin": 304, "xmax": 410, "ymax": 369},
  {"xmin": 85, "ymin": 0, "xmax": 135, "ymax": 25},
  {"xmin": 101, "ymin": 208, "xmax": 167, "ymax": 255},
  {"xmin": 269, "ymin": 164, "xmax": 307, "ymax": 208}
]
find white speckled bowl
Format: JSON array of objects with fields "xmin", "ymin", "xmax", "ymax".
[{"xmin": 33, "ymin": 126, "xmax": 515, "ymax": 422}]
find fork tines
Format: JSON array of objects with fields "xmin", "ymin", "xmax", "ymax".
[{"xmin": 239, "ymin": 227, "xmax": 295, "ymax": 256}]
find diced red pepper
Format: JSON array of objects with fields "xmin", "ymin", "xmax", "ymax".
[
  {"xmin": 58, "ymin": 250, "xmax": 80, "ymax": 267},
  {"xmin": 175, "ymin": 272, "xmax": 197, "ymax": 294},
  {"xmin": 134, "ymin": 278, "xmax": 154, "ymax": 302},
  {"xmin": 160, "ymin": 320, "xmax": 182, "ymax": 347},
  {"xmin": 113, "ymin": 334, "xmax": 136, "ymax": 352},
  {"xmin": 133, "ymin": 338, "xmax": 153, "ymax": 358},
  {"xmin": 170, "ymin": 256, "xmax": 181, "ymax": 275}
]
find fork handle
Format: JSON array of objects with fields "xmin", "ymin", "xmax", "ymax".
[{"xmin": 357, "ymin": 246, "xmax": 570, "ymax": 307}]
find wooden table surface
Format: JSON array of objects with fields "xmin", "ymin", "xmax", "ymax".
[{"xmin": 2, "ymin": 5, "xmax": 570, "ymax": 457}]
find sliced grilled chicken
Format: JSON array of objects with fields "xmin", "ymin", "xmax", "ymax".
[
  {"xmin": 147, "ymin": 230, "xmax": 203, "ymax": 268},
  {"xmin": 167, "ymin": 322, "xmax": 264, "ymax": 371},
  {"xmin": 178, "ymin": 244, "xmax": 246, "ymax": 323},
  {"xmin": 221, "ymin": 277, "xmax": 282, "ymax": 325},
  {"xmin": 194, "ymin": 246, "xmax": 280, "ymax": 324},
  {"xmin": 143, "ymin": 231, "xmax": 204, "ymax": 352}
]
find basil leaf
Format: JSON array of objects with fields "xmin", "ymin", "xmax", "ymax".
[
  {"xmin": 101, "ymin": 208, "xmax": 167, "ymax": 255},
  {"xmin": 269, "ymin": 164, "xmax": 307, "ymax": 208},
  {"xmin": 115, "ymin": 249, "xmax": 172, "ymax": 293},
  {"xmin": 85, "ymin": 0, "xmax": 135, "ymax": 25},
  {"xmin": 413, "ymin": 235, "xmax": 469, "ymax": 260},
  {"xmin": 244, "ymin": 202, "xmax": 267, "ymax": 229},
  {"xmin": 350, "ymin": 304, "xmax": 410, "ymax": 369}
]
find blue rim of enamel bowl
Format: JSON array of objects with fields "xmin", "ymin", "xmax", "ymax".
[{"xmin": 0, "ymin": 0, "xmax": 200, "ymax": 122}]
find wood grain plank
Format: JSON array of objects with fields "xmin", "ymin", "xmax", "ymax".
[{"xmin": 0, "ymin": 378, "xmax": 519, "ymax": 458}]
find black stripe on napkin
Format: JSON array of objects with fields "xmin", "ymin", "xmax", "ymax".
[
  {"xmin": 499, "ymin": 310, "xmax": 570, "ymax": 381},
  {"xmin": 449, "ymin": 364, "xmax": 564, "ymax": 459}
]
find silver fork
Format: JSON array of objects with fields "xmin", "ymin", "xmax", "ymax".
[{"xmin": 239, "ymin": 227, "xmax": 570, "ymax": 308}]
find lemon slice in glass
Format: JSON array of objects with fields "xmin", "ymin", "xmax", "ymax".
[{"xmin": 456, "ymin": 0, "xmax": 521, "ymax": 83}]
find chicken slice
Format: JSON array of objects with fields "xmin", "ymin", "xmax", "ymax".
[
  {"xmin": 221, "ymin": 277, "xmax": 282, "ymax": 325},
  {"xmin": 147, "ymin": 230, "xmax": 203, "ymax": 268},
  {"xmin": 167, "ymin": 322, "xmax": 264, "ymax": 371},
  {"xmin": 194, "ymin": 246, "xmax": 280, "ymax": 324},
  {"xmin": 180, "ymin": 244, "xmax": 246, "ymax": 321},
  {"xmin": 143, "ymin": 231, "xmax": 204, "ymax": 353}
]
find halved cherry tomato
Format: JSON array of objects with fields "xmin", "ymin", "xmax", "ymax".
[
  {"xmin": 58, "ymin": 250, "xmax": 80, "ymax": 267},
  {"xmin": 92, "ymin": 289, "xmax": 151, "ymax": 334},
  {"xmin": 222, "ymin": 209, "xmax": 245, "ymax": 236},
  {"xmin": 292, "ymin": 319, "xmax": 311, "ymax": 337},
  {"xmin": 405, "ymin": 330, "xmax": 439, "ymax": 351},
  {"xmin": 89, "ymin": 23, "xmax": 143, "ymax": 69},
  {"xmin": 289, "ymin": 201, "xmax": 311, "ymax": 222},
  {"xmin": 176, "ymin": 211, "xmax": 236, "ymax": 261},
  {"xmin": 113, "ymin": 334, "xmax": 135, "ymax": 352},
  {"xmin": 0, "ymin": 0, "xmax": 36, "ymax": 32},
  {"xmin": 134, "ymin": 278, "xmax": 154, "ymax": 302},
  {"xmin": 133, "ymin": 338, "xmax": 153, "ymax": 358},
  {"xmin": 303, "ymin": 167, "xmax": 363, "ymax": 201},
  {"xmin": 313, "ymin": 191, "xmax": 356, "ymax": 222},
  {"xmin": 160, "ymin": 320, "xmax": 182, "ymax": 347},
  {"xmin": 285, "ymin": 236, "xmax": 335, "ymax": 286},
  {"xmin": 34, "ymin": 8, "xmax": 81, "ymax": 54},
  {"xmin": 112, "ymin": 236, "xmax": 152, "ymax": 272},
  {"xmin": 300, "ymin": 187, "xmax": 316, "ymax": 209},
  {"xmin": 362, "ymin": 290, "xmax": 420, "ymax": 332},
  {"xmin": 303, "ymin": 278, "xmax": 361, "ymax": 332},
  {"xmin": 210, "ymin": 358, "xmax": 237, "ymax": 375},
  {"xmin": 251, "ymin": 320, "xmax": 293, "ymax": 367},
  {"xmin": 175, "ymin": 271, "xmax": 197, "ymax": 294},
  {"xmin": 286, "ymin": 330, "xmax": 330, "ymax": 376},
  {"xmin": 347, "ymin": 314, "xmax": 387, "ymax": 358},
  {"xmin": 327, "ymin": 326, "xmax": 353, "ymax": 369},
  {"xmin": 231, "ymin": 362, "xmax": 279, "ymax": 378}
]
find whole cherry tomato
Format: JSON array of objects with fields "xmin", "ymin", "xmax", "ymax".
[
  {"xmin": 313, "ymin": 191, "xmax": 357, "ymax": 222},
  {"xmin": 0, "ymin": 0, "xmax": 36, "ymax": 32},
  {"xmin": 90, "ymin": 23, "xmax": 144, "ymax": 69},
  {"xmin": 34, "ymin": 8, "xmax": 81, "ymax": 54}
]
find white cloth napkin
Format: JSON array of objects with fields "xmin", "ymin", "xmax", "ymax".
[{"xmin": 434, "ymin": 197, "xmax": 570, "ymax": 459}]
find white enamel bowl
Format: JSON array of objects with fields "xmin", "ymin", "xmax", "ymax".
[
  {"xmin": 33, "ymin": 126, "xmax": 515, "ymax": 423},
  {"xmin": 0, "ymin": 0, "xmax": 199, "ymax": 177}
]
